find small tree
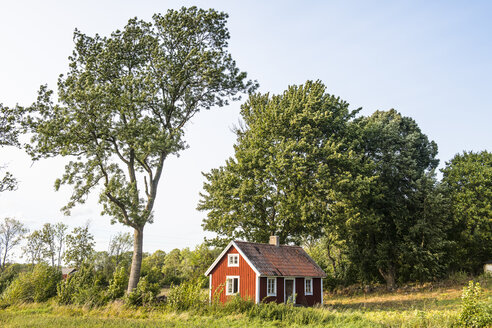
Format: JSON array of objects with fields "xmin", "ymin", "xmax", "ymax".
[
  {"xmin": 108, "ymin": 232, "xmax": 132, "ymax": 266},
  {"xmin": 64, "ymin": 224, "xmax": 95, "ymax": 268},
  {"xmin": 40, "ymin": 223, "xmax": 57, "ymax": 266},
  {"xmin": 54, "ymin": 222, "xmax": 68, "ymax": 268},
  {"xmin": 0, "ymin": 218, "xmax": 27, "ymax": 269},
  {"xmin": 22, "ymin": 230, "xmax": 45, "ymax": 266}
]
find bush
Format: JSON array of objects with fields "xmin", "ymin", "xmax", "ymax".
[
  {"xmin": 0, "ymin": 264, "xmax": 26, "ymax": 294},
  {"xmin": 125, "ymin": 276, "xmax": 160, "ymax": 307},
  {"xmin": 167, "ymin": 279, "xmax": 207, "ymax": 311},
  {"xmin": 57, "ymin": 263, "xmax": 107, "ymax": 306},
  {"xmin": 107, "ymin": 265, "xmax": 128, "ymax": 300},
  {"xmin": 1, "ymin": 263, "xmax": 62, "ymax": 305},
  {"xmin": 457, "ymin": 281, "xmax": 492, "ymax": 327}
]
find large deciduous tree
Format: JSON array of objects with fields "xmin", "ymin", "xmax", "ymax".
[
  {"xmin": 198, "ymin": 81, "xmax": 364, "ymax": 245},
  {"xmin": 441, "ymin": 151, "xmax": 492, "ymax": 273},
  {"xmin": 344, "ymin": 109, "xmax": 441, "ymax": 288},
  {"xmin": 21, "ymin": 7, "xmax": 256, "ymax": 292}
]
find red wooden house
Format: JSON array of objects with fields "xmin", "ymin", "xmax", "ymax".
[{"xmin": 204, "ymin": 236, "xmax": 326, "ymax": 306}]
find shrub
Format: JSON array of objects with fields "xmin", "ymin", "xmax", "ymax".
[
  {"xmin": 125, "ymin": 276, "xmax": 160, "ymax": 307},
  {"xmin": 457, "ymin": 281, "xmax": 492, "ymax": 327},
  {"xmin": 167, "ymin": 279, "xmax": 207, "ymax": 311},
  {"xmin": 107, "ymin": 265, "xmax": 128, "ymax": 300},
  {"xmin": 57, "ymin": 263, "xmax": 107, "ymax": 306},
  {"xmin": 1, "ymin": 263, "xmax": 62, "ymax": 305},
  {"xmin": 0, "ymin": 264, "xmax": 25, "ymax": 294}
]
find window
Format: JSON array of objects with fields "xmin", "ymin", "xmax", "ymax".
[
  {"xmin": 305, "ymin": 278, "xmax": 313, "ymax": 295},
  {"xmin": 226, "ymin": 276, "xmax": 239, "ymax": 295},
  {"xmin": 267, "ymin": 277, "xmax": 276, "ymax": 296},
  {"xmin": 228, "ymin": 254, "xmax": 239, "ymax": 267}
]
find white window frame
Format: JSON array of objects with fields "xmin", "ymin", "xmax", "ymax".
[
  {"xmin": 226, "ymin": 275, "xmax": 240, "ymax": 295},
  {"xmin": 305, "ymin": 278, "xmax": 313, "ymax": 295},
  {"xmin": 267, "ymin": 277, "xmax": 277, "ymax": 296},
  {"xmin": 228, "ymin": 254, "xmax": 239, "ymax": 267}
]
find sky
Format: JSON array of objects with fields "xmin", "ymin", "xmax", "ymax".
[{"xmin": 0, "ymin": 0, "xmax": 491, "ymax": 261}]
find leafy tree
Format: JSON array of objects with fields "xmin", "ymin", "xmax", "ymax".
[
  {"xmin": 199, "ymin": 81, "xmax": 362, "ymax": 245},
  {"xmin": 441, "ymin": 151, "xmax": 492, "ymax": 273},
  {"xmin": 54, "ymin": 222, "xmax": 68, "ymax": 268},
  {"xmin": 0, "ymin": 104, "xmax": 19, "ymax": 193},
  {"xmin": 40, "ymin": 223, "xmax": 57, "ymax": 266},
  {"xmin": 162, "ymin": 248, "xmax": 183, "ymax": 285},
  {"xmin": 343, "ymin": 109, "xmax": 441, "ymax": 288},
  {"xmin": 21, "ymin": 7, "xmax": 256, "ymax": 292},
  {"xmin": 108, "ymin": 232, "xmax": 133, "ymax": 266},
  {"xmin": 0, "ymin": 218, "xmax": 27, "ymax": 269},
  {"xmin": 22, "ymin": 230, "xmax": 45, "ymax": 266},
  {"xmin": 64, "ymin": 224, "xmax": 95, "ymax": 267}
]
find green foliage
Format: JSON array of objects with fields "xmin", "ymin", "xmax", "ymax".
[
  {"xmin": 199, "ymin": 80, "xmax": 364, "ymax": 244},
  {"xmin": 107, "ymin": 265, "xmax": 129, "ymax": 300},
  {"xmin": 0, "ymin": 218, "xmax": 28, "ymax": 269},
  {"xmin": 0, "ymin": 264, "xmax": 26, "ymax": 294},
  {"xmin": 64, "ymin": 225, "xmax": 95, "ymax": 268},
  {"xmin": 21, "ymin": 6, "xmax": 256, "ymax": 293},
  {"xmin": 441, "ymin": 151, "xmax": 492, "ymax": 273},
  {"xmin": 341, "ymin": 109, "xmax": 442, "ymax": 288},
  {"xmin": 56, "ymin": 263, "xmax": 107, "ymax": 306},
  {"xmin": 125, "ymin": 276, "xmax": 160, "ymax": 307},
  {"xmin": 1, "ymin": 263, "xmax": 61, "ymax": 304},
  {"xmin": 167, "ymin": 279, "xmax": 208, "ymax": 311},
  {"xmin": 22, "ymin": 230, "xmax": 45, "ymax": 265},
  {"xmin": 0, "ymin": 104, "xmax": 19, "ymax": 193},
  {"xmin": 457, "ymin": 281, "xmax": 492, "ymax": 327}
]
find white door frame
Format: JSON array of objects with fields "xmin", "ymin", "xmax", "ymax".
[{"xmin": 284, "ymin": 278, "xmax": 295, "ymax": 303}]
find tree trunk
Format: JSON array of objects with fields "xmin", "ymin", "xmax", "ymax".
[
  {"xmin": 378, "ymin": 265, "xmax": 396, "ymax": 290},
  {"xmin": 127, "ymin": 226, "xmax": 144, "ymax": 293}
]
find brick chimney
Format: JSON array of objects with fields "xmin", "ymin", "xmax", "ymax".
[{"xmin": 269, "ymin": 235, "xmax": 280, "ymax": 247}]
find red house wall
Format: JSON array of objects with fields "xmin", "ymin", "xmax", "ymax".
[
  {"xmin": 259, "ymin": 277, "xmax": 322, "ymax": 306},
  {"xmin": 210, "ymin": 246, "xmax": 256, "ymax": 303},
  {"xmin": 259, "ymin": 277, "xmax": 284, "ymax": 303}
]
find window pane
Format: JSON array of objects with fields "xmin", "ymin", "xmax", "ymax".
[
  {"xmin": 233, "ymin": 278, "xmax": 238, "ymax": 293},
  {"xmin": 227, "ymin": 278, "xmax": 232, "ymax": 293}
]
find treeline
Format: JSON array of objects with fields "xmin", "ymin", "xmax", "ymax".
[
  {"xmin": 198, "ymin": 81, "xmax": 492, "ymax": 289},
  {"xmin": 0, "ymin": 219, "xmax": 220, "ymax": 306}
]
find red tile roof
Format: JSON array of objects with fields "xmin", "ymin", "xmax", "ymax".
[{"xmin": 234, "ymin": 241, "xmax": 326, "ymax": 277}]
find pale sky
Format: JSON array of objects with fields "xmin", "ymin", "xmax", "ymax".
[{"xmin": 0, "ymin": 1, "xmax": 491, "ymax": 261}]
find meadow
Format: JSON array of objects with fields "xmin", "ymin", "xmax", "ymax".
[{"xmin": 1, "ymin": 276, "xmax": 490, "ymax": 328}]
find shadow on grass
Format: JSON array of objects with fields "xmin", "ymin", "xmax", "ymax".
[{"xmin": 325, "ymin": 297, "xmax": 460, "ymax": 312}]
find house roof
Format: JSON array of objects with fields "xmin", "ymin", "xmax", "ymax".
[
  {"xmin": 205, "ymin": 240, "xmax": 326, "ymax": 278},
  {"xmin": 61, "ymin": 267, "xmax": 77, "ymax": 275}
]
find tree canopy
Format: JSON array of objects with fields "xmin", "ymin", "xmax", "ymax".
[
  {"xmin": 441, "ymin": 150, "xmax": 492, "ymax": 273},
  {"xmin": 199, "ymin": 81, "xmax": 365, "ymax": 245}
]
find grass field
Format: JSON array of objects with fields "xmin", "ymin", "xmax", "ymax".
[{"xmin": 1, "ymin": 278, "xmax": 490, "ymax": 327}]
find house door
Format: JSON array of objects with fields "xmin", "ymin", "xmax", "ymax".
[{"xmin": 285, "ymin": 279, "xmax": 295, "ymax": 303}]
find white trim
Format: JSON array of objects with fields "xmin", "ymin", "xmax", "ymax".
[
  {"xmin": 304, "ymin": 278, "xmax": 313, "ymax": 295},
  {"xmin": 284, "ymin": 278, "xmax": 295, "ymax": 304},
  {"xmin": 209, "ymin": 274, "xmax": 212, "ymax": 303},
  {"xmin": 225, "ymin": 275, "xmax": 240, "ymax": 295},
  {"xmin": 266, "ymin": 277, "xmax": 277, "ymax": 296},
  {"xmin": 204, "ymin": 241, "xmax": 261, "ymax": 276},
  {"xmin": 321, "ymin": 278, "xmax": 324, "ymax": 305},
  {"xmin": 228, "ymin": 254, "xmax": 239, "ymax": 267},
  {"xmin": 204, "ymin": 241, "xmax": 234, "ymax": 276},
  {"xmin": 255, "ymin": 274, "xmax": 260, "ymax": 304}
]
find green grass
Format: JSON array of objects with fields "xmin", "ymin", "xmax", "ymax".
[{"xmin": 1, "ymin": 278, "xmax": 490, "ymax": 327}]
